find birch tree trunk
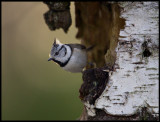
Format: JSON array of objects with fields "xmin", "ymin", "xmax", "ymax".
[
  {"xmin": 76, "ymin": 2, "xmax": 159, "ymax": 120},
  {"xmin": 43, "ymin": 2, "xmax": 159, "ymax": 120}
]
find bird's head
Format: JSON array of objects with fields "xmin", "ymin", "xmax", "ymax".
[{"xmin": 48, "ymin": 38, "xmax": 71, "ymax": 65}]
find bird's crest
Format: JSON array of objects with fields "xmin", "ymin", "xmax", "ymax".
[{"xmin": 53, "ymin": 38, "xmax": 62, "ymax": 45}]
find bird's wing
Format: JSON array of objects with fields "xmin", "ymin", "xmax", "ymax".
[{"xmin": 65, "ymin": 44, "xmax": 86, "ymax": 50}]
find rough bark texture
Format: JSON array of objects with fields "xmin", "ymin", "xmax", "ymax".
[
  {"xmin": 75, "ymin": 2, "xmax": 159, "ymax": 120},
  {"xmin": 43, "ymin": 2, "xmax": 71, "ymax": 33},
  {"xmin": 43, "ymin": 1, "xmax": 159, "ymax": 121},
  {"xmin": 75, "ymin": 2, "xmax": 125, "ymax": 68},
  {"xmin": 79, "ymin": 67, "xmax": 110, "ymax": 105}
]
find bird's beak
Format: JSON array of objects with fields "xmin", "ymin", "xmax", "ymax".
[{"xmin": 48, "ymin": 58, "xmax": 53, "ymax": 61}]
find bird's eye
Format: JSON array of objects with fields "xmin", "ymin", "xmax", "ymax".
[
  {"xmin": 55, "ymin": 52, "xmax": 59, "ymax": 55},
  {"xmin": 54, "ymin": 44, "xmax": 58, "ymax": 48}
]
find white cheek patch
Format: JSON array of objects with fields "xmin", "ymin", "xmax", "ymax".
[
  {"xmin": 59, "ymin": 47, "xmax": 66, "ymax": 57},
  {"xmin": 59, "ymin": 45, "xmax": 72, "ymax": 63}
]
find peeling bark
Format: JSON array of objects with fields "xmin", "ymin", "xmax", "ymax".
[
  {"xmin": 43, "ymin": 1, "xmax": 159, "ymax": 120},
  {"xmin": 76, "ymin": 2, "xmax": 159, "ymax": 120}
]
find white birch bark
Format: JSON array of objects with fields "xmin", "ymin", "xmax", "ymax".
[{"xmin": 86, "ymin": 2, "xmax": 159, "ymax": 118}]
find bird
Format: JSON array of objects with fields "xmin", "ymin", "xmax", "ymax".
[{"xmin": 48, "ymin": 38, "xmax": 90, "ymax": 73}]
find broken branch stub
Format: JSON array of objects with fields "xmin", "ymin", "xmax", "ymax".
[
  {"xmin": 79, "ymin": 67, "xmax": 110, "ymax": 105},
  {"xmin": 43, "ymin": 2, "xmax": 72, "ymax": 33}
]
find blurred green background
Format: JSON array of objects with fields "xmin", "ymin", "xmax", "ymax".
[{"xmin": 2, "ymin": 2, "xmax": 83, "ymax": 120}]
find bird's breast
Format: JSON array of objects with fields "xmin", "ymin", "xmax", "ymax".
[{"xmin": 63, "ymin": 48, "xmax": 87, "ymax": 73}]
